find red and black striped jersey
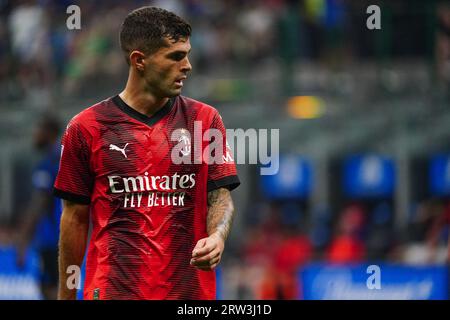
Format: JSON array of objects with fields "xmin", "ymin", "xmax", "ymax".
[{"xmin": 54, "ymin": 94, "xmax": 240, "ymax": 300}]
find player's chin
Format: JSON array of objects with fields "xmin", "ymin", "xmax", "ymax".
[{"xmin": 168, "ymin": 85, "xmax": 183, "ymax": 96}]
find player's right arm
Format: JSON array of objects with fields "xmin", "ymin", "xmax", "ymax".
[
  {"xmin": 58, "ymin": 200, "xmax": 90, "ymax": 300},
  {"xmin": 53, "ymin": 116, "xmax": 94, "ymax": 299}
]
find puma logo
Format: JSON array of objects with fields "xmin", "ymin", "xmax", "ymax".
[{"xmin": 109, "ymin": 143, "xmax": 129, "ymax": 158}]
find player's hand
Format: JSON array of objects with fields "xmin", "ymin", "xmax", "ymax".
[{"xmin": 190, "ymin": 233, "xmax": 224, "ymax": 271}]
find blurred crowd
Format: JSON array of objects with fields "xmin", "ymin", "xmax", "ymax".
[
  {"xmin": 223, "ymin": 197, "xmax": 450, "ymax": 299},
  {"xmin": 1, "ymin": 0, "xmax": 449, "ymax": 106}
]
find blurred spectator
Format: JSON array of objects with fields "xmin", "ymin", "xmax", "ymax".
[
  {"xmin": 8, "ymin": 0, "xmax": 48, "ymax": 65},
  {"xmin": 326, "ymin": 204, "xmax": 366, "ymax": 263},
  {"xmin": 241, "ymin": 203, "xmax": 312, "ymax": 299},
  {"xmin": 236, "ymin": 1, "xmax": 277, "ymax": 63},
  {"xmin": 8, "ymin": 0, "xmax": 52, "ymax": 103},
  {"xmin": 259, "ymin": 265, "xmax": 297, "ymax": 299},
  {"xmin": 242, "ymin": 206, "xmax": 284, "ymax": 266},
  {"xmin": 274, "ymin": 230, "xmax": 312, "ymax": 273},
  {"xmin": 403, "ymin": 199, "xmax": 450, "ymax": 265},
  {"xmin": 425, "ymin": 201, "xmax": 450, "ymax": 261},
  {"xmin": 15, "ymin": 114, "xmax": 62, "ymax": 300},
  {"xmin": 268, "ymin": 227, "xmax": 312, "ymax": 299}
]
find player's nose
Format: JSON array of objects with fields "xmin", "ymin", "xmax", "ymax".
[{"xmin": 181, "ymin": 57, "xmax": 192, "ymax": 73}]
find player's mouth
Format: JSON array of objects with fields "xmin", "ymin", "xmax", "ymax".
[{"xmin": 174, "ymin": 76, "xmax": 187, "ymax": 88}]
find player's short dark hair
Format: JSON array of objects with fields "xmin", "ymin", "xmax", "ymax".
[{"xmin": 119, "ymin": 6, "xmax": 192, "ymax": 65}]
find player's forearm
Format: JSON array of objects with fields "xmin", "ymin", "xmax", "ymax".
[
  {"xmin": 19, "ymin": 192, "xmax": 51, "ymax": 244},
  {"xmin": 206, "ymin": 188, "xmax": 235, "ymax": 242},
  {"xmin": 58, "ymin": 204, "xmax": 89, "ymax": 300}
]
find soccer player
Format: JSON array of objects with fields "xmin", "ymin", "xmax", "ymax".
[
  {"xmin": 17, "ymin": 115, "xmax": 62, "ymax": 300},
  {"xmin": 54, "ymin": 7, "xmax": 240, "ymax": 300}
]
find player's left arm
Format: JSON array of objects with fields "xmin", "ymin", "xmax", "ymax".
[{"xmin": 190, "ymin": 187, "xmax": 235, "ymax": 271}]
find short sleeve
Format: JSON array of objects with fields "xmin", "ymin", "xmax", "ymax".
[
  {"xmin": 206, "ymin": 112, "xmax": 240, "ymax": 192},
  {"xmin": 53, "ymin": 120, "xmax": 93, "ymax": 204}
]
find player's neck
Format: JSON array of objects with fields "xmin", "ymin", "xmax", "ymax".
[{"xmin": 119, "ymin": 82, "xmax": 169, "ymax": 118}]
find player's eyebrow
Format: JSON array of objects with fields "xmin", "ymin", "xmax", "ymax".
[
  {"xmin": 167, "ymin": 48, "xmax": 191, "ymax": 55},
  {"xmin": 166, "ymin": 48, "xmax": 191, "ymax": 60}
]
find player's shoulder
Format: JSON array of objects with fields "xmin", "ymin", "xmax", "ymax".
[
  {"xmin": 177, "ymin": 95, "xmax": 220, "ymax": 117},
  {"xmin": 66, "ymin": 97, "xmax": 112, "ymax": 131}
]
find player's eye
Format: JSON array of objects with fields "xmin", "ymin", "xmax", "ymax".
[{"xmin": 168, "ymin": 52, "xmax": 187, "ymax": 61}]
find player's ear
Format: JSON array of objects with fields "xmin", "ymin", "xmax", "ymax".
[{"xmin": 129, "ymin": 51, "xmax": 146, "ymax": 72}]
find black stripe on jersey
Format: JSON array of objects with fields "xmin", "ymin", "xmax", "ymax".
[
  {"xmin": 207, "ymin": 175, "xmax": 240, "ymax": 192},
  {"xmin": 53, "ymin": 187, "xmax": 91, "ymax": 205},
  {"xmin": 111, "ymin": 95, "xmax": 175, "ymax": 127}
]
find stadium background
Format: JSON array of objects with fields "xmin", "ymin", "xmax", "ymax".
[{"xmin": 0, "ymin": 0, "xmax": 449, "ymax": 299}]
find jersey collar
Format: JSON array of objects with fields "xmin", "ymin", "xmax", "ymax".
[{"xmin": 112, "ymin": 95, "xmax": 175, "ymax": 127}]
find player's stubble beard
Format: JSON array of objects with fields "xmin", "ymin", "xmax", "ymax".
[
  {"xmin": 141, "ymin": 62, "xmax": 184, "ymax": 99},
  {"xmin": 142, "ymin": 75, "xmax": 182, "ymax": 100}
]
